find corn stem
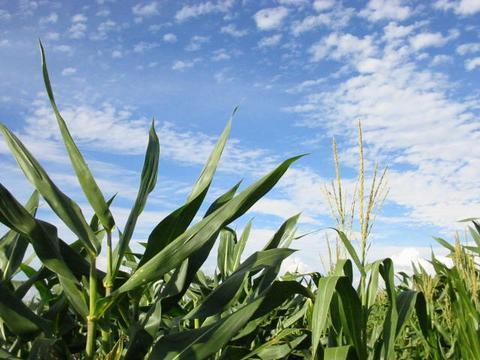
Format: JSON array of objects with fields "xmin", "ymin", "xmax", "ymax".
[
  {"xmin": 102, "ymin": 231, "xmax": 113, "ymax": 351},
  {"xmin": 86, "ymin": 256, "xmax": 98, "ymax": 359}
]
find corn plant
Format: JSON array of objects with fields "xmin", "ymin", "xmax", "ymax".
[
  {"xmin": 407, "ymin": 222, "xmax": 480, "ymax": 359},
  {"xmin": 0, "ymin": 43, "xmax": 310, "ymax": 359},
  {"xmin": 311, "ymin": 127, "xmax": 423, "ymax": 360}
]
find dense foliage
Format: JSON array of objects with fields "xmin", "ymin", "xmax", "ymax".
[{"xmin": 0, "ymin": 44, "xmax": 479, "ymax": 359}]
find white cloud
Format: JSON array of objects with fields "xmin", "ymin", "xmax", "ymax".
[
  {"xmin": 280, "ymin": 256, "xmax": 311, "ymax": 274},
  {"xmin": 434, "ymin": 0, "xmax": 480, "ymax": 15},
  {"xmin": 172, "ymin": 59, "xmax": 197, "ymax": 71},
  {"xmin": 369, "ymin": 245, "xmax": 450, "ymax": 274},
  {"xmin": 258, "ymin": 34, "xmax": 282, "ymax": 48},
  {"xmin": 457, "ymin": 42, "xmax": 480, "ymax": 55},
  {"xmin": 213, "ymin": 69, "xmax": 233, "ymax": 84},
  {"xmin": 111, "ymin": 50, "xmax": 123, "ymax": 58},
  {"xmin": 382, "ymin": 22, "xmax": 416, "ymax": 41},
  {"xmin": 0, "ymin": 39, "xmax": 9, "ymax": 47},
  {"xmin": 220, "ymin": 24, "xmax": 248, "ymax": 37},
  {"xmin": 53, "ymin": 45, "xmax": 73, "ymax": 56},
  {"xmin": 286, "ymin": 78, "xmax": 327, "ymax": 94},
  {"xmin": 163, "ymin": 33, "xmax": 177, "ymax": 43},
  {"xmin": 61, "ymin": 67, "xmax": 77, "ymax": 76},
  {"xmin": 132, "ymin": 2, "xmax": 159, "ymax": 17},
  {"xmin": 10, "ymin": 100, "xmax": 274, "ymax": 176},
  {"xmin": 253, "ymin": 7, "xmax": 289, "ymax": 31},
  {"xmin": 309, "ymin": 33, "xmax": 377, "ymax": 62},
  {"xmin": 96, "ymin": 8, "xmax": 110, "ymax": 17},
  {"xmin": 39, "ymin": 12, "xmax": 58, "ymax": 25},
  {"xmin": 148, "ymin": 24, "xmax": 165, "ymax": 32},
  {"xmin": 212, "ymin": 48, "xmax": 231, "ymax": 61},
  {"xmin": 431, "ymin": 54, "xmax": 453, "ymax": 65},
  {"xmin": 133, "ymin": 41, "xmax": 158, "ymax": 53},
  {"xmin": 45, "ymin": 32, "xmax": 60, "ymax": 41},
  {"xmin": 185, "ymin": 35, "xmax": 209, "ymax": 51},
  {"xmin": 283, "ymin": 103, "xmax": 318, "ymax": 113},
  {"xmin": 175, "ymin": 0, "xmax": 234, "ymax": 22},
  {"xmin": 91, "ymin": 20, "xmax": 118, "ymax": 40},
  {"xmin": 19, "ymin": 0, "xmax": 38, "ymax": 16},
  {"xmin": 409, "ymin": 31, "xmax": 453, "ymax": 50},
  {"xmin": 313, "ymin": 0, "xmax": 335, "ymax": 11},
  {"xmin": 465, "ymin": 57, "xmax": 480, "ymax": 71},
  {"xmin": 360, "ymin": 0, "xmax": 412, "ymax": 22},
  {"xmin": 72, "ymin": 14, "xmax": 87, "ymax": 23},
  {"xmin": 291, "ymin": 7, "xmax": 354, "ymax": 36},
  {"xmin": 287, "ymin": 27, "xmax": 480, "ymax": 229},
  {"xmin": 69, "ymin": 14, "xmax": 87, "ymax": 39},
  {"xmin": 277, "ymin": 0, "xmax": 310, "ymax": 6}
]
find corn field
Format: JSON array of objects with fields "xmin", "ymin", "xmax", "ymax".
[{"xmin": 0, "ymin": 44, "xmax": 479, "ymax": 360}]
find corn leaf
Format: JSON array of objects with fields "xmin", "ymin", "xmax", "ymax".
[
  {"xmin": 0, "ymin": 281, "xmax": 51, "ymax": 336},
  {"xmin": 379, "ymin": 258, "xmax": 397, "ymax": 360},
  {"xmin": 140, "ymin": 120, "xmax": 233, "ymax": 266},
  {"xmin": 149, "ymin": 295, "xmax": 264, "ymax": 360},
  {"xmin": 116, "ymin": 155, "xmax": 303, "ymax": 293},
  {"xmin": 0, "ymin": 124, "xmax": 98, "ymax": 255},
  {"xmin": 263, "ymin": 213, "xmax": 300, "ymax": 251},
  {"xmin": 333, "ymin": 229, "xmax": 365, "ymax": 276},
  {"xmin": 1, "ymin": 191, "xmax": 38, "ymax": 280},
  {"xmin": 153, "ymin": 183, "xmax": 242, "ymax": 313},
  {"xmin": 217, "ymin": 227, "xmax": 236, "ymax": 278},
  {"xmin": 186, "ymin": 248, "xmax": 295, "ymax": 320},
  {"xmin": 311, "ymin": 276, "xmax": 342, "ymax": 358},
  {"xmin": 324, "ymin": 346, "xmax": 356, "ymax": 360},
  {"xmin": 232, "ymin": 219, "xmax": 251, "ymax": 271},
  {"xmin": 113, "ymin": 122, "xmax": 159, "ymax": 275},
  {"xmin": 0, "ymin": 348, "xmax": 21, "ymax": 359},
  {"xmin": 39, "ymin": 41, "xmax": 115, "ymax": 233},
  {"xmin": 0, "ymin": 183, "xmax": 89, "ymax": 317}
]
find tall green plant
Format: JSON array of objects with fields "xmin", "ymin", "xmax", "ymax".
[{"xmin": 0, "ymin": 43, "xmax": 306, "ymax": 359}]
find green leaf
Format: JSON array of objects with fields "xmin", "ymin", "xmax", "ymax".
[
  {"xmin": 335, "ymin": 277, "xmax": 365, "ymax": 359},
  {"xmin": 396, "ymin": 290, "xmax": 418, "ymax": 337},
  {"xmin": 232, "ymin": 219, "xmax": 252, "ymax": 271},
  {"xmin": 39, "ymin": 41, "xmax": 115, "ymax": 233},
  {"xmin": 366, "ymin": 260, "xmax": 382, "ymax": 309},
  {"xmin": 333, "ymin": 259, "xmax": 353, "ymax": 281},
  {"xmin": 1, "ymin": 191, "xmax": 38, "ymax": 280},
  {"xmin": 116, "ymin": 155, "xmax": 304, "ymax": 294},
  {"xmin": 149, "ymin": 285, "xmax": 270, "ymax": 360},
  {"xmin": 217, "ymin": 227, "xmax": 236, "ymax": 278},
  {"xmin": 333, "ymin": 229, "xmax": 365, "ymax": 276},
  {"xmin": 160, "ymin": 182, "xmax": 243, "ymax": 309},
  {"xmin": 28, "ymin": 338, "xmax": 69, "ymax": 360},
  {"xmin": 252, "ymin": 280, "xmax": 312, "ymax": 319},
  {"xmin": 0, "ymin": 184, "xmax": 88, "ymax": 317},
  {"xmin": 263, "ymin": 213, "xmax": 300, "ymax": 251},
  {"xmin": 188, "ymin": 115, "xmax": 233, "ymax": 203},
  {"xmin": 0, "ymin": 124, "xmax": 98, "ymax": 255},
  {"xmin": 324, "ymin": 346, "xmax": 356, "ymax": 360},
  {"xmin": 311, "ymin": 276, "xmax": 342, "ymax": 358},
  {"xmin": 113, "ymin": 121, "xmax": 159, "ymax": 276},
  {"xmin": 241, "ymin": 329, "xmax": 307, "ymax": 360},
  {"xmin": 140, "ymin": 120, "xmax": 233, "ymax": 267},
  {"xmin": 18, "ymin": 265, "xmax": 52, "ymax": 302},
  {"xmin": 0, "ymin": 281, "xmax": 51, "ymax": 336},
  {"xmin": 186, "ymin": 248, "xmax": 295, "ymax": 320},
  {"xmin": 0, "ymin": 348, "xmax": 22, "ymax": 359},
  {"xmin": 433, "ymin": 236, "xmax": 455, "ymax": 252},
  {"xmin": 204, "ymin": 181, "xmax": 241, "ymax": 217},
  {"xmin": 379, "ymin": 258, "xmax": 397, "ymax": 360}
]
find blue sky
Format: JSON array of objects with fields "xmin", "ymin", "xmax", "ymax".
[{"xmin": 1, "ymin": 0, "xmax": 480, "ymax": 273}]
